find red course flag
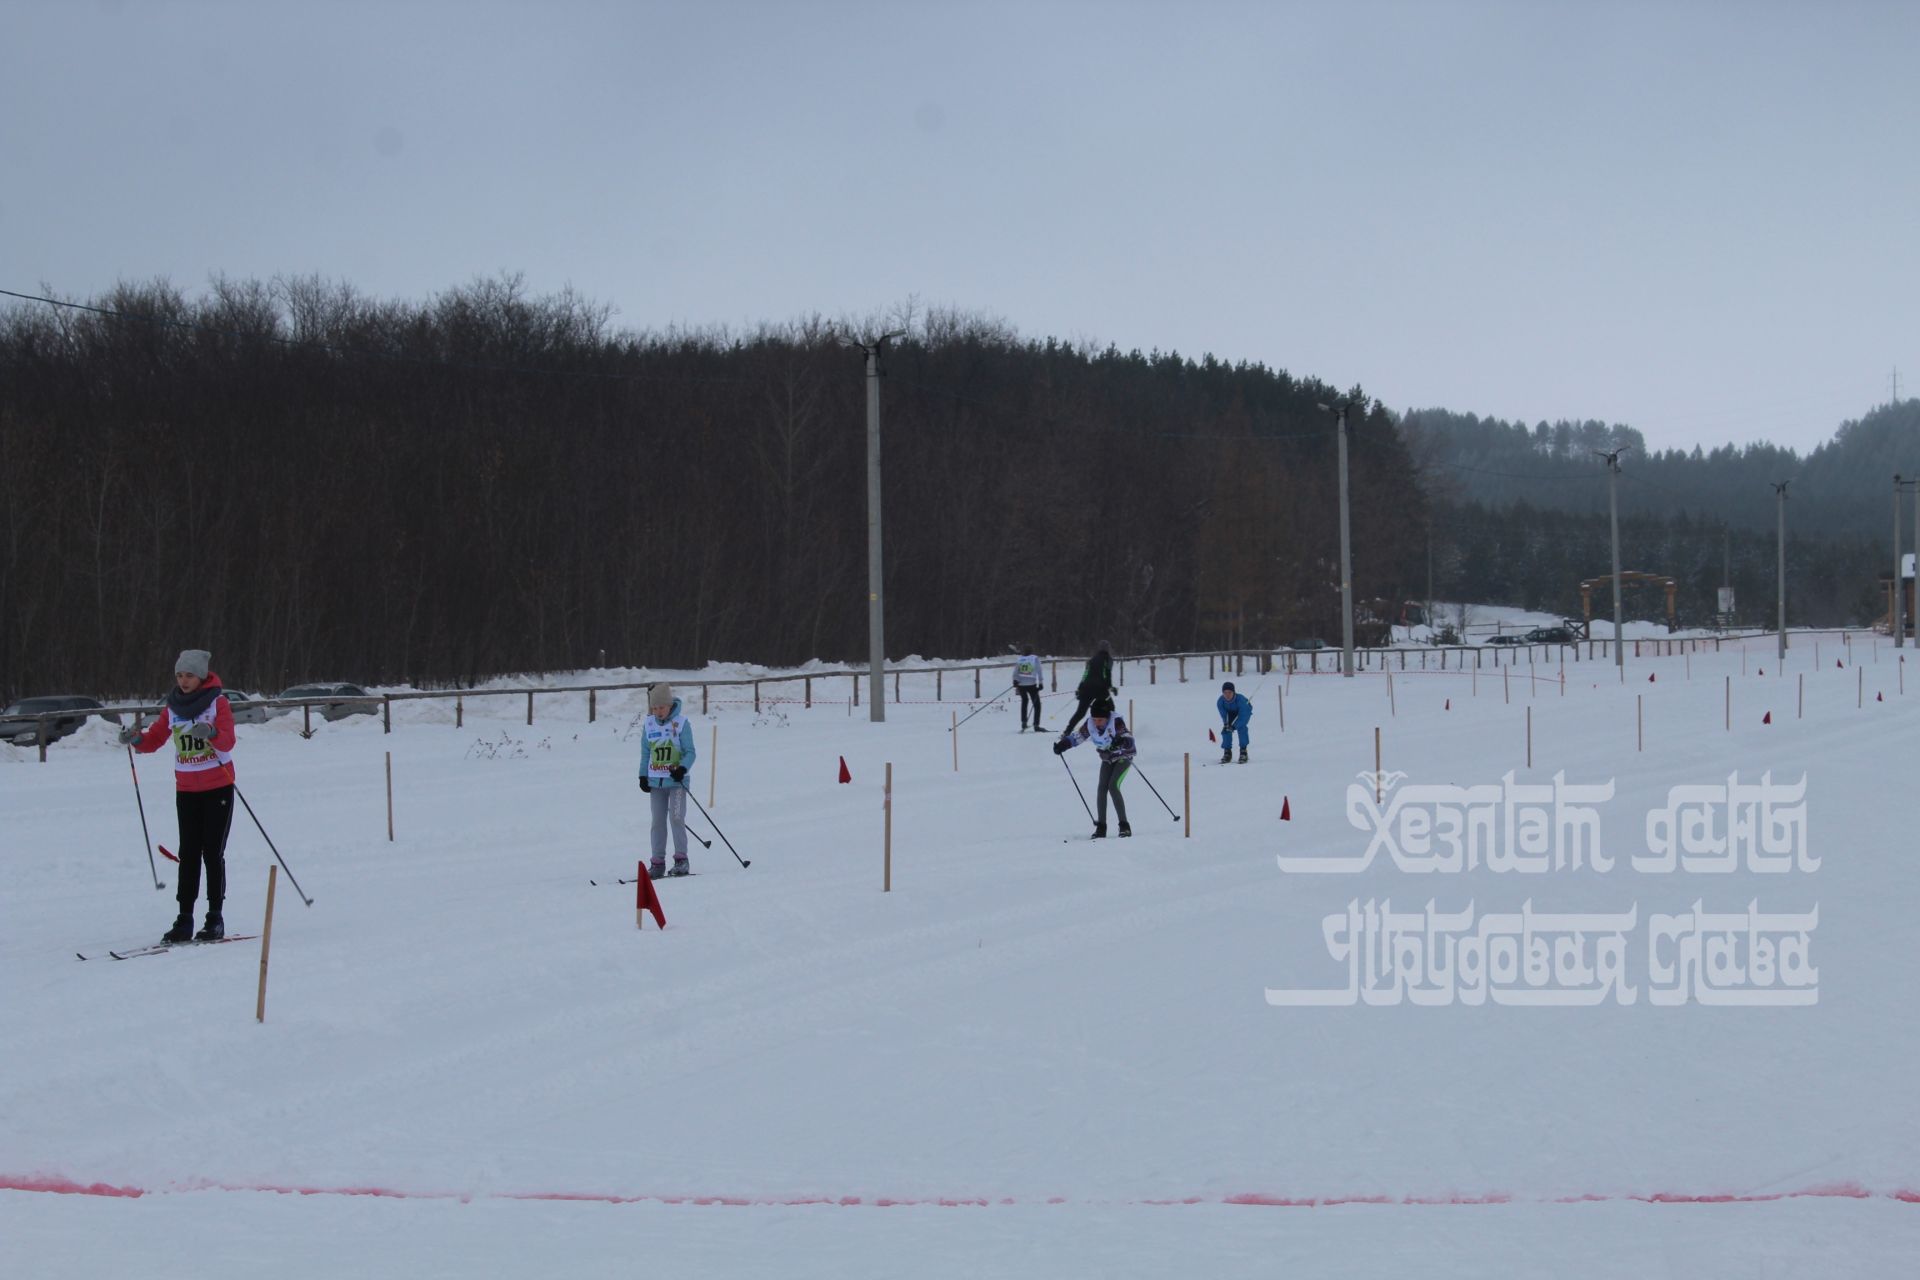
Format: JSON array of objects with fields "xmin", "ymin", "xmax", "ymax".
[
  {"xmin": 635, "ymin": 862, "xmax": 665, "ymax": 930},
  {"xmin": 1762, "ymin": 712, "xmax": 1772, "ymax": 724},
  {"xmin": 1444, "ymin": 699, "xmax": 1451, "ymax": 711},
  {"xmin": 1878, "ymin": 692, "xmax": 1885, "ymax": 702},
  {"xmin": 838, "ymin": 756, "xmax": 852, "ymax": 784},
  {"xmin": 1279, "ymin": 797, "xmax": 1291, "ymax": 822},
  {"xmin": 157, "ymin": 844, "xmax": 180, "ymax": 864},
  {"xmin": 1649, "ymin": 673, "xmax": 1656, "ymax": 682},
  {"xmin": 1838, "ymin": 660, "xmax": 1845, "ymax": 669},
  {"xmin": 1209, "ymin": 728, "xmax": 1217, "ymax": 743}
]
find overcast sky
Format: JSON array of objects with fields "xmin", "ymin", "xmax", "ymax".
[{"xmin": 4, "ymin": 0, "xmax": 1916, "ymax": 452}]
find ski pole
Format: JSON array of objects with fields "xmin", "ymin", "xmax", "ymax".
[
  {"xmin": 1129, "ymin": 763, "xmax": 1182, "ymax": 822},
  {"xmin": 233, "ymin": 785, "xmax": 314, "ymax": 906},
  {"xmin": 685, "ymin": 822, "xmax": 714, "ymax": 849},
  {"xmin": 950, "ymin": 684, "xmax": 1016, "ymax": 732},
  {"xmin": 1058, "ymin": 752, "xmax": 1096, "ymax": 824},
  {"xmin": 684, "ymin": 789, "xmax": 750, "ymax": 868},
  {"xmin": 126, "ymin": 744, "xmax": 164, "ymax": 890}
]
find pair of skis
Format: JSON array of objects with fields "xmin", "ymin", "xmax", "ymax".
[{"xmin": 77, "ymin": 934, "xmax": 257, "ymax": 961}]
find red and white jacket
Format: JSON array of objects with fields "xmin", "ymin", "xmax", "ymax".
[{"xmin": 133, "ymin": 673, "xmax": 237, "ymax": 792}]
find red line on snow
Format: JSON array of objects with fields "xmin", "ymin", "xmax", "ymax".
[{"xmin": 3, "ymin": 1174, "xmax": 1917, "ymax": 1209}]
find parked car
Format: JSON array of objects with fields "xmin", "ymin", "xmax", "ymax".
[
  {"xmin": 277, "ymin": 682, "xmax": 379, "ymax": 722},
  {"xmin": 1524, "ymin": 626, "xmax": 1576, "ymax": 644},
  {"xmin": 1290, "ymin": 638, "xmax": 1329, "ymax": 651},
  {"xmin": 1485, "ymin": 634, "xmax": 1527, "ymax": 646},
  {"xmin": 220, "ymin": 688, "xmax": 274, "ymax": 725},
  {"xmin": 0, "ymin": 695, "xmax": 117, "ymax": 746}
]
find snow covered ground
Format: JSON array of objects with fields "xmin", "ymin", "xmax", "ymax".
[{"xmin": 6, "ymin": 634, "xmax": 1919, "ymax": 1276}]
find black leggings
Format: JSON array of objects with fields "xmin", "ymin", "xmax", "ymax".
[
  {"xmin": 176, "ymin": 785, "xmax": 235, "ymax": 912},
  {"xmin": 1097, "ymin": 759, "xmax": 1131, "ymax": 827},
  {"xmin": 1016, "ymin": 686, "xmax": 1041, "ymax": 725}
]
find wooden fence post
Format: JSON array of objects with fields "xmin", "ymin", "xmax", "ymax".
[
  {"xmin": 383, "ymin": 694, "xmax": 391, "ymax": 734},
  {"xmin": 1184, "ymin": 753, "xmax": 1191, "ymax": 839},
  {"xmin": 884, "ymin": 762, "xmax": 893, "ymax": 893},
  {"xmin": 952, "ymin": 712, "xmax": 958, "ymax": 772},
  {"xmin": 708, "ymin": 725, "xmax": 718, "ymax": 808},
  {"xmin": 385, "ymin": 751, "xmax": 394, "ymax": 842},
  {"xmin": 526, "ymin": 690, "xmax": 534, "ymax": 726},
  {"xmin": 1374, "ymin": 727, "xmax": 1382, "ymax": 804},
  {"xmin": 456, "ymin": 695, "xmax": 463, "ymax": 729},
  {"xmin": 589, "ymin": 688, "xmax": 597, "ymax": 723}
]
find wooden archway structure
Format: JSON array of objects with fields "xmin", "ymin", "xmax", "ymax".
[{"xmin": 1579, "ymin": 571, "xmax": 1678, "ymax": 636}]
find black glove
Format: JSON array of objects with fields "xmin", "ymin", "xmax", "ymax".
[
  {"xmin": 639, "ymin": 776, "xmax": 652, "ymax": 792},
  {"xmin": 117, "ymin": 724, "xmax": 141, "ymax": 746},
  {"xmin": 669, "ymin": 764, "xmax": 687, "ymax": 782},
  {"xmin": 1052, "ymin": 738, "xmax": 1069, "ymax": 755}
]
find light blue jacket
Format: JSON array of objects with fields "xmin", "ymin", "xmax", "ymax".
[{"xmin": 639, "ymin": 698, "xmax": 698, "ymax": 789}]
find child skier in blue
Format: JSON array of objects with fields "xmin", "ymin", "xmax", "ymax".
[
  {"xmin": 638, "ymin": 683, "xmax": 698, "ymax": 876},
  {"xmin": 1054, "ymin": 697, "xmax": 1135, "ymax": 838},
  {"xmin": 1217, "ymin": 680, "xmax": 1252, "ymax": 764}
]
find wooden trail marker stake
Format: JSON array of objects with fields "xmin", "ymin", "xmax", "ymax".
[
  {"xmin": 255, "ymin": 864, "xmax": 278, "ymax": 1024},
  {"xmin": 1183, "ymin": 753, "xmax": 1191, "ymax": 839},
  {"xmin": 709, "ymin": 725, "xmax": 718, "ymax": 808},
  {"xmin": 385, "ymin": 751, "xmax": 394, "ymax": 842},
  {"xmin": 884, "ymin": 762, "xmax": 894, "ymax": 892}
]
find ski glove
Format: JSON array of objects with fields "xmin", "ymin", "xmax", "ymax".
[
  {"xmin": 185, "ymin": 723, "xmax": 214, "ymax": 748},
  {"xmin": 116, "ymin": 724, "xmax": 141, "ymax": 746},
  {"xmin": 1052, "ymin": 738, "xmax": 1069, "ymax": 755},
  {"xmin": 669, "ymin": 764, "xmax": 687, "ymax": 782},
  {"xmin": 639, "ymin": 776, "xmax": 652, "ymax": 792}
]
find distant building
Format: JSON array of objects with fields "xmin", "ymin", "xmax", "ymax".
[{"xmin": 1878, "ymin": 553, "xmax": 1916, "ymax": 636}]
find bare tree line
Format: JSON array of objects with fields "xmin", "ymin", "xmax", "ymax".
[{"xmin": 0, "ymin": 276, "xmax": 1429, "ymax": 703}]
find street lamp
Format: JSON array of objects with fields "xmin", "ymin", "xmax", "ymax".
[
  {"xmin": 1317, "ymin": 400, "xmax": 1356, "ymax": 678},
  {"xmin": 1594, "ymin": 447, "xmax": 1630, "ymax": 675},
  {"xmin": 837, "ymin": 329, "xmax": 906, "ymax": 722}
]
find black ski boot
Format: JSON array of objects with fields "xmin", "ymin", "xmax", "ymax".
[
  {"xmin": 1090, "ymin": 823, "xmax": 1108, "ymax": 840},
  {"xmin": 162, "ymin": 913, "xmax": 193, "ymax": 944},
  {"xmin": 1118, "ymin": 822, "xmax": 1132, "ymax": 838},
  {"xmin": 1239, "ymin": 749, "xmax": 1249, "ymax": 764},
  {"xmin": 195, "ymin": 911, "xmax": 225, "ymax": 942},
  {"xmin": 1220, "ymin": 749, "xmax": 1232, "ymax": 764}
]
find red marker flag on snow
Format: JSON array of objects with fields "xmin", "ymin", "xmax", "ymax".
[
  {"xmin": 1838, "ymin": 660, "xmax": 1845, "ymax": 669},
  {"xmin": 1758, "ymin": 668, "xmax": 1764, "ymax": 676},
  {"xmin": 1209, "ymin": 728, "xmax": 1217, "ymax": 743},
  {"xmin": 1280, "ymin": 797, "xmax": 1291, "ymax": 821},
  {"xmin": 1649, "ymin": 673, "xmax": 1656, "ymax": 682},
  {"xmin": 1762, "ymin": 712, "xmax": 1772, "ymax": 724},
  {"xmin": 635, "ymin": 862, "xmax": 665, "ymax": 930},
  {"xmin": 157, "ymin": 844, "xmax": 180, "ymax": 863},
  {"xmin": 838, "ymin": 756, "xmax": 852, "ymax": 784},
  {"xmin": 1444, "ymin": 699, "xmax": 1451, "ymax": 711},
  {"xmin": 1878, "ymin": 692, "xmax": 1885, "ymax": 702}
]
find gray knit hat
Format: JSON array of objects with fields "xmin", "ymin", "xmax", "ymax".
[
  {"xmin": 175, "ymin": 649, "xmax": 211, "ymax": 679},
  {"xmin": 647, "ymin": 682, "xmax": 674, "ymax": 709}
]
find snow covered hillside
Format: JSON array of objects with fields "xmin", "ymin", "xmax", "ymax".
[{"xmin": 6, "ymin": 637, "xmax": 1919, "ymax": 1277}]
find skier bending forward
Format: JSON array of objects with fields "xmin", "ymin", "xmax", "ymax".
[{"xmin": 1053, "ymin": 697, "xmax": 1135, "ymax": 839}]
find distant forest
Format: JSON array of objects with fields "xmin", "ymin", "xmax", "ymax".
[
  {"xmin": 4, "ymin": 277, "xmax": 1909, "ymax": 704},
  {"xmin": 0, "ymin": 277, "xmax": 1430, "ymax": 702},
  {"xmin": 1405, "ymin": 405, "xmax": 1920, "ymax": 632}
]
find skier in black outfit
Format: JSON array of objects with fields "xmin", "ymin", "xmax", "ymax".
[{"xmin": 1060, "ymin": 642, "xmax": 1115, "ymax": 737}]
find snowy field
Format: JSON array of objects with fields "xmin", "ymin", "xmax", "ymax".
[{"xmin": 6, "ymin": 635, "xmax": 1920, "ymax": 1277}]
